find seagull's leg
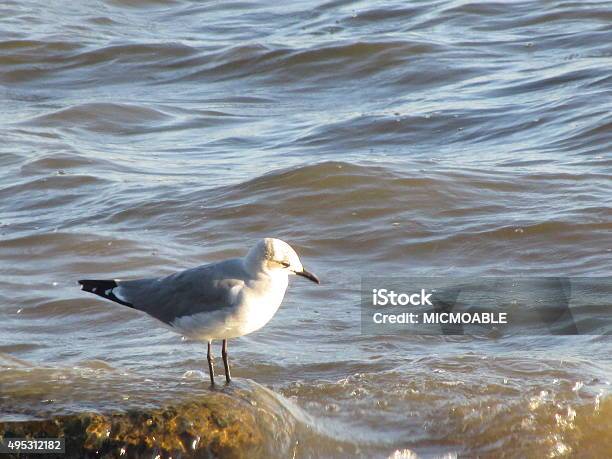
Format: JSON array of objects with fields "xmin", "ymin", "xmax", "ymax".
[
  {"xmin": 222, "ymin": 339, "xmax": 231, "ymax": 383},
  {"xmin": 207, "ymin": 340, "xmax": 215, "ymax": 385}
]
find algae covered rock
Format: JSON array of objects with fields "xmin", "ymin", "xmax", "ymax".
[{"xmin": 0, "ymin": 381, "xmax": 296, "ymax": 459}]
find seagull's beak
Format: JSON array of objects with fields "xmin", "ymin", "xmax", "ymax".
[{"xmin": 296, "ymin": 268, "xmax": 320, "ymax": 284}]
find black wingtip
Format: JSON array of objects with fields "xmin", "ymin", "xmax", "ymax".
[
  {"xmin": 77, "ymin": 279, "xmax": 132, "ymax": 307},
  {"xmin": 78, "ymin": 279, "xmax": 117, "ymax": 294}
]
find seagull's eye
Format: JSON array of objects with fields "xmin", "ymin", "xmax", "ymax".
[{"xmin": 280, "ymin": 261, "xmax": 290, "ymax": 268}]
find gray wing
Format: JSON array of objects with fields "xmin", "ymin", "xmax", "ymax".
[{"xmin": 115, "ymin": 258, "xmax": 248, "ymax": 324}]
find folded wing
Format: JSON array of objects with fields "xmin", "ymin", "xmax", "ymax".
[{"xmin": 79, "ymin": 258, "xmax": 247, "ymax": 325}]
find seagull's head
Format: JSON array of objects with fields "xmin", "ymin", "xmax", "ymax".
[{"xmin": 245, "ymin": 238, "xmax": 319, "ymax": 284}]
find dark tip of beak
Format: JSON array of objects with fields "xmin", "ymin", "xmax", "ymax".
[{"xmin": 296, "ymin": 268, "xmax": 320, "ymax": 284}]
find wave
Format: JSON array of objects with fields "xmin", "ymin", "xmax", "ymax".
[
  {"xmin": 1, "ymin": 159, "xmax": 601, "ymax": 276},
  {"xmin": 21, "ymin": 103, "xmax": 172, "ymax": 133}
]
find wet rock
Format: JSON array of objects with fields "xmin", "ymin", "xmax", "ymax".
[{"xmin": 0, "ymin": 387, "xmax": 286, "ymax": 459}]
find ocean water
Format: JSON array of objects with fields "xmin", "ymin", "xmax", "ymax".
[{"xmin": 1, "ymin": 0, "xmax": 611, "ymax": 457}]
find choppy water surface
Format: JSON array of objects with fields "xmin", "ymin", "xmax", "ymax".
[{"xmin": 1, "ymin": 0, "xmax": 611, "ymax": 457}]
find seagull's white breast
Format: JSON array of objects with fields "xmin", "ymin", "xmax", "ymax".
[{"xmin": 237, "ymin": 274, "xmax": 288, "ymax": 336}]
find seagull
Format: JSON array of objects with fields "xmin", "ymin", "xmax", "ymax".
[{"xmin": 78, "ymin": 238, "xmax": 319, "ymax": 384}]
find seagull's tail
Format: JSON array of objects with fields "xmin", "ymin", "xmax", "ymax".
[{"xmin": 78, "ymin": 279, "xmax": 132, "ymax": 307}]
